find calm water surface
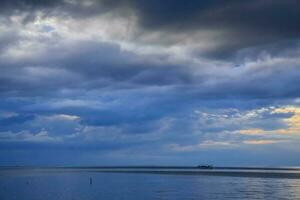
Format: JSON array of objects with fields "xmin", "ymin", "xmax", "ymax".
[{"xmin": 0, "ymin": 168, "xmax": 300, "ymax": 200}]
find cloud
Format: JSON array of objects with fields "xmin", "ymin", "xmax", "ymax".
[
  {"xmin": 239, "ymin": 106, "xmax": 300, "ymax": 136},
  {"xmin": 0, "ymin": 0, "xmax": 300, "ymax": 165},
  {"xmin": 0, "ymin": 113, "xmax": 34, "ymax": 126},
  {"xmin": 1, "ymin": 0, "xmax": 300, "ymax": 58},
  {"xmin": 243, "ymin": 140, "xmax": 281, "ymax": 145},
  {"xmin": 42, "ymin": 114, "xmax": 80, "ymax": 121},
  {"xmin": 0, "ymin": 1, "xmax": 300, "ymax": 99},
  {"xmin": 0, "ymin": 129, "xmax": 62, "ymax": 143}
]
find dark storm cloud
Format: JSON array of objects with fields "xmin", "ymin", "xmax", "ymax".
[
  {"xmin": 0, "ymin": 0, "xmax": 62, "ymax": 9},
  {"xmin": 0, "ymin": 39, "xmax": 193, "ymax": 97},
  {"xmin": 128, "ymin": 0, "xmax": 300, "ymax": 59},
  {"xmin": 0, "ymin": 0, "xmax": 300, "ymax": 60},
  {"xmin": 133, "ymin": 0, "xmax": 300, "ymax": 34},
  {"xmin": 1, "ymin": 33, "xmax": 300, "ymax": 99},
  {"xmin": 3, "ymin": 0, "xmax": 299, "ymax": 38}
]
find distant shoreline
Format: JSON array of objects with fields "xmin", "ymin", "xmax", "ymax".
[
  {"xmin": 1, "ymin": 166, "xmax": 300, "ymax": 171},
  {"xmin": 1, "ymin": 166, "xmax": 300, "ymax": 179}
]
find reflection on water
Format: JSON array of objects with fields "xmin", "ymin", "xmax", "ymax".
[{"xmin": 0, "ymin": 169, "xmax": 300, "ymax": 200}]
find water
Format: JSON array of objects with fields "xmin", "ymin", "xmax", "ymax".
[{"xmin": 1, "ymin": 168, "xmax": 300, "ymax": 200}]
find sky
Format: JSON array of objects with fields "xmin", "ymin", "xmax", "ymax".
[{"xmin": 0, "ymin": 0, "xmax": 300, "ymax": 166}]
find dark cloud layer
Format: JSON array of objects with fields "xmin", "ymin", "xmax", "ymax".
[{"xmin": 2, "ymin": 0, "xmax": 300, "ymax": 58}]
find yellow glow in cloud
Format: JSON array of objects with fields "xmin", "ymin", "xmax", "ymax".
[
  {"xmin": 240, "ymin": 106, "xmax": 300, "ymax": 136},
  {"xmin": 239, "ymin": 129, "xmax": 265, "ymax": 135},
  {"xmin": 243, "ymin": 140, "xmax": 278, "ymax": 145},
  {"xmin": 272, "ymin": 106, "xmax": 300, "ymax": 134}
]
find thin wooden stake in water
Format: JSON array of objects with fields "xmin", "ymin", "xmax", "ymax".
[{"xmin": 90, "ymin": 177, "xmax": 92, "ymax": 185}]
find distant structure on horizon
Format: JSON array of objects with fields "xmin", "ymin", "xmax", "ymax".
[{"xmin": 197, "ymin": 165, "xmax": 214, "ymax": 169}]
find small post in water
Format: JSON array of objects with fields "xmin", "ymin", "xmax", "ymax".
[{"xmin": 90, "ymin": 177, "xmax": 93, "ymax": 185}]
